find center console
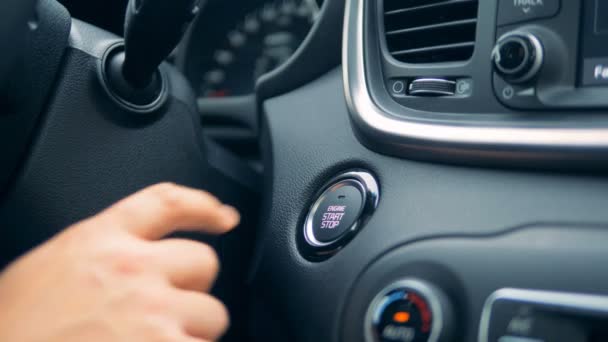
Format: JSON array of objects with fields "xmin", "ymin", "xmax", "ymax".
[
  {"xmin": 248, "ymin": 0, "xmax": 608, "ymax": 341},
  {"xmin": 341, "ymin": 225, "xmax": 608, "ymax": 342}
]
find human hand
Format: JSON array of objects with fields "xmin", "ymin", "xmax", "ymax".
[{"xmin": 0, "ymin": 183, "xmax": 240, "ymax": 342}]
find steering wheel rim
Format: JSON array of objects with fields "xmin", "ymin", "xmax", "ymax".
[{"xmin": 0, "ymin": 0, "xmax": 37, "ymax": 88}]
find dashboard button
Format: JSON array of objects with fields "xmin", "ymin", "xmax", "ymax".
[
  {"xmin": 497, "ymin": 0, "xmax": 560, "ymax": 26},
  {"xmin": 408, "ymin": 78, "xmax": 456, "ymax": 97},
  {"xmin": 366, "ymin": 279, "xmax": 454, "ymax": 342},
  {"xmin": 493, "ymin": 74, "xmax": 544, "ymax": 109},
  {"xmin": 311, "ymin": 181, "xmax": 363, "ymax": 243},
  {"xmin": 389, "ymin": 79, "xmax": 407, "ymax": 96},
  {"xmin": 303, "ymin": 171, "xmax": 379, "ymax": 256}
]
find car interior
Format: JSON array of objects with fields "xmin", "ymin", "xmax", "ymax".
[{"xmin": 2, "ymin": 0, "xmax": 608, "ymax": 341}]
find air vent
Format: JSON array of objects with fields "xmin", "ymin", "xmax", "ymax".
[{"xmin": 383, "ymin": 0, "xmax": 479, "ymax": 63}]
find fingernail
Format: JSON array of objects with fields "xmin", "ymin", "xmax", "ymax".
[{"xmin": 221, "ymin": 205, "xmax": 240, "ymax": 227}]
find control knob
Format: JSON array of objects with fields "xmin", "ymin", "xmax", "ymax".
[
  {"xmin": 366, "ymin": 279, "xmax": 454, "ymax": 342},
  {"xmin": 492, "ymin": 31, "xmax": 544, "ymax": 84}
]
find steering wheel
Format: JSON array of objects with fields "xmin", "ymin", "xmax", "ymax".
[
  {"xmin": 0, "ymin": 0, "xmax": 340, "ymax": 340},
  {"xmin": 0, "ymin": 0, "xmax": 265, "ymax": 339}
]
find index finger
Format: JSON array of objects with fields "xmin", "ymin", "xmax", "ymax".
[{"xmin": 94, "ymin": 183, "xmax": 240, "ymax": 240}]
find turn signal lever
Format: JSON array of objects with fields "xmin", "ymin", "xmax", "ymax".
[{"xmin": 102, "ymin": 0, "xmax": 199, "ymax": 112}]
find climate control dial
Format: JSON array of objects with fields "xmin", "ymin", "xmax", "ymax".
[{"xmin": 366, "ymin": 279, "xmax": 454, "ymax": 342}]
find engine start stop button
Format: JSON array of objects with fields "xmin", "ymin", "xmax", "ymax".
[
  {"xmin": 303, "ymin": 171, "xmax": 379, "ymax": 256},
  {"xmin": 311, "ymin": 180, "xmax": 364, "ymax": 243}
]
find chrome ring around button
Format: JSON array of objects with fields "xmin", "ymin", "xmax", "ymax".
[{"xmin": 302, "ymin": 170, "xmax": 380, "ymax": 256}]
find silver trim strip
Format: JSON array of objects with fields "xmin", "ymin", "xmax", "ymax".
[
  {"xmin": 478, "ymin": 288, "xmax": 608, "ymax": 342},
  {"xmin": 342, "ymin": 0, "xmax": 608, "ymax": 161}
]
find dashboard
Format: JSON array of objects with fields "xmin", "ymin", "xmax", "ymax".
[
  {"xmin": 31, "ymin": 0, "xmax": 608, "ymax": 342},
  {"xmin": 184, "ymin": 0, "xmax": 322, "ymax": 98},
  {"xmin": 182, "ymin": 0, "xmax": 323, "ymax": 99},
  {"xmin": 249, "ymin": 0, "xmax": 608, "ymax": 341},
  {"xmin": 176, "ymin": 0, "xmax": 325, "ymax": 158},
  {"xmin": 345, "ymin": 0, "xmax": 608, "ymax": 168}
]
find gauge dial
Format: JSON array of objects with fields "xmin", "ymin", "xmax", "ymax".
[{"xmin": 199, "ymin": 0, "xmax": 321, "ymax": 98}]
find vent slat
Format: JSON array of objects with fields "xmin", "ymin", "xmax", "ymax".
[
  {"xmin": 385, "ymin": 0, "xmax": 477, "ymax": 16},
  {"xmin": 383, "ymin": 0, "xmax": 451, "ymax": 13},
  {"xmin": 383, "ymin": 0, "xmax": 478, "ymax": 63},
  {"xmin": 386, "ymin": 18, "xmax": 477, "ymax": 36},
  {"xmin": 391, "ymin": 42, "xmax": 475, "ymax": 57}
]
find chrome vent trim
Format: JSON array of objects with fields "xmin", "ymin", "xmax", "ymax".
[{"xmin": 343, "ymin": 0, "xmax": 608, "ymax": 166}]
